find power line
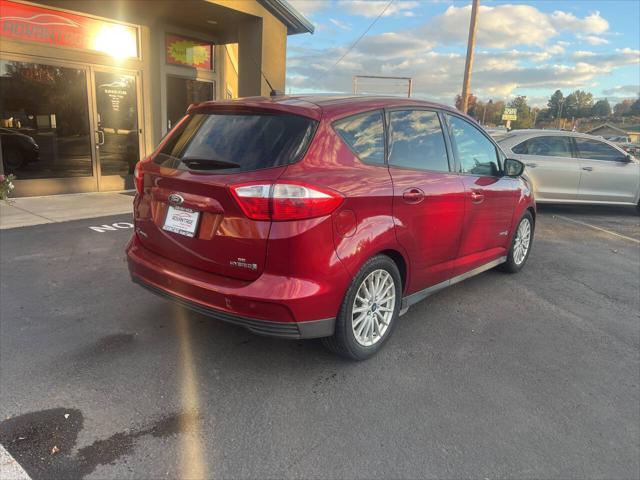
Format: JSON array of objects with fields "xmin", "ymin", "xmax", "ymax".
[{"xmin": 332, "ymin": 0, "xmax": 394, "ymax": 69}]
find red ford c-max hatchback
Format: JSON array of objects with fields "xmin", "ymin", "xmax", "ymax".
[{"xmin": 127, "ymin": 96, "xmax": 535, "ymax": 360}]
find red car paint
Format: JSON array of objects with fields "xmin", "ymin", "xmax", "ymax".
[{"xmin": 127, "ymin": 96, "xmax": 535, "ymax": 339}]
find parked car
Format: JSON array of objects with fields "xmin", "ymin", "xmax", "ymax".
[
  {"xmin": 0, "ymin": 127, "xmax": 39, "ymax": 173},
  {"xmin": 498, "ymin": 130, "xmax": 640, "ymax": 208},
  {"xmin": 127, "ymin": 96, "xmax": 535, "ymax": 360},
  {"xmin": 605, "ymin": 135, "xmax": 631, "ymax": 143}
]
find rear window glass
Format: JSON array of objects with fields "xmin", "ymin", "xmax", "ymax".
[
  {"xmin": 155, "ymin": 112, "xmax": 317, "ymax": 173},
  {"xmin": 333, "ymin": 111, "xmax": 385, "ymax": 164}
]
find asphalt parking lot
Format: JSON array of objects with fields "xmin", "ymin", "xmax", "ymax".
[{"xmin": 1, "ymin": 205, "xmax": 638, "ymax": 480}]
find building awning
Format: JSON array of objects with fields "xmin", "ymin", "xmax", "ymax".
[{"xmin": 259, "ymin": 0, "xmax": 315, "ymax": 34}]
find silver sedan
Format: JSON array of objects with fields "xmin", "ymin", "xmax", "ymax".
[{"xmin": 498, "ymin": 130, "xmax": 640, "ymax": 208}]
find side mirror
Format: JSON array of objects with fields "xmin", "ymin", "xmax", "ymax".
[
  {"xmin": 622, "ymin": 154, "xmax": 633, "ymax": 163},
  {"xmin": 504, "ymin": 158, "xmax": 525, "ymax": 177}
]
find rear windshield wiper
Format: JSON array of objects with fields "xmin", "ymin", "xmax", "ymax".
[{"xmin": 180, "ymin": 157, "xmax": 241, "ymax": 170}]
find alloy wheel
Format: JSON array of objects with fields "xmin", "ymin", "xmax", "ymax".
[
  {"xmin": 351, "ymin": 269, "xmax": 396, "ymax": 347},
  {"xmin": 513, "ymin": 218, "xmax": 532, "ymax": 265}
]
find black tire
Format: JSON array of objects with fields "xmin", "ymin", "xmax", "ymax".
[
  {"xmin": 501, "ymin": 211, "xmax": 534, "ymax": 273},
  {"xmin": 322, "ymin": 255, "xmax": 402, "ymax": 361}
]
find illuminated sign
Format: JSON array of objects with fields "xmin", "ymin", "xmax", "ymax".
[
  {"xmin": 166, "ymin": 34, "xmax": 213, "ymax": 70},
  {"xmin": 0, "ymin": 0, "xmax": 138, "ymax": 58}
]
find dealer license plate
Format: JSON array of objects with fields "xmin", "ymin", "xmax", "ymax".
[{"xmin": 162, "ymin": 205, "xmax": 200, "ymax": 237}]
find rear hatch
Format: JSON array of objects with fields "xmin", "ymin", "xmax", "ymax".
[{"xmin": 135, "ymin": 106, "xmax": 318, "ymax": 281}]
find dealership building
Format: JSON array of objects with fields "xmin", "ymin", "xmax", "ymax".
[{"xmin": 0, "ymin": 0, "xmax": 313, "ymax": 196}]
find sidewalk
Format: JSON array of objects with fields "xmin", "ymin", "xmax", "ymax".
[{"xmin": 0, "ymin": 191, "xmax": 134, "ymax": 230}]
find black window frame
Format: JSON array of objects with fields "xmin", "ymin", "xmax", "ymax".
[
  {"xmin": 383, "ymin": 107, "xmax": 453, "ymax": 173},
  {"xmin": 331, "ymin": 109, "xmax": 387, "ymax": 166},
  {"xmin": 443, "ymin": 113, "xmax": 504, "ymax": 177}
]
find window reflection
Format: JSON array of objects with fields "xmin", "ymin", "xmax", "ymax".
[
  {"xmin": 0, "ymin": 60, "xmax": 92, "ymax": 178},
  {"xmin": 334, "ymin": 111, "xmax": 385, "ymax": 164},
  {"xmin": 447, "ymin": 115, "xmax": 500, "ymax": 177},
  {"xmin": 95, "ymin": 72, "xmax": 139, "ymax": 175},
  {"xmin": 388, "ymin": 110, "xmax": 449, "ymax": 172}
]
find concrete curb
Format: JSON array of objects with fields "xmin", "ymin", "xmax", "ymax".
[{"xmin": 0, "ymin": 445, "xmax": 30, "ymax": 480}]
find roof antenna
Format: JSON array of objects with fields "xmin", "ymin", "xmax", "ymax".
[{"xmin": 251, "ymin": 55, "xmax": 281, "ymax": 97}]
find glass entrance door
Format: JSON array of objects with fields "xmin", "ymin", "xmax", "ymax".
[{"xmin": 93, "ymin": 70, "xmax": 140, "ymax": 190}]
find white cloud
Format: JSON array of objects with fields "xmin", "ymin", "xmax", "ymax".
[
  {"xmin": 602, "ymin": 85, "xmax": 640, "ymax": 96},
  {"xmin": 579, "ymin": 35, "xmax": 610, "ymax": 46},
  {"xmin": 424, "ymin": 4, "xmax": 556, "ymax": 48},
  {"xmin": 550, "ymin": 11, "xmax": 609, "ymax": 34},
  {"xmin": 329, "ymin": 18, "xmax": 350, "ymax": 30},
  {"xmin": 337, "ymin": 1, "xmax": 419, "ymax": 18}
]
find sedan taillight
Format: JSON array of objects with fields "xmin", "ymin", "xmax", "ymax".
[{"xmin": 230, "ymin": 182, "xmax": 344, "ymax": 221}]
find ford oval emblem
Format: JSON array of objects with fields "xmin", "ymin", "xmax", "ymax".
[{"xmin": 168, "ymin": 193, "xmax": 184, "ymax": 205}]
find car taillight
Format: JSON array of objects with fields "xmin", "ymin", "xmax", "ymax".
[
  {"xmin": 230, "ymin": 182, "xmax": 344, "ymax": 221},
  {"xmin": 134, "ymin": 162, "xmax": 144, "ymax": 195}
]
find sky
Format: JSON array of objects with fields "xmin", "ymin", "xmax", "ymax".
[{"xmin": 285, "ymin": 0, "xmax": 640, "ymax": 107}]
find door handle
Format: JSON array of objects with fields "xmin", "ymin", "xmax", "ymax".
[
  {"xmin": 525, "ymin": 162, "xmax": 538, "ymax": 168},
  {"xmin": 470, "ymin": 190, "xmax": 485, "ymax": 204},
  {"xmin": 95, "ymin": 130, "xmax": 105, "ymax": 146},
  {"xmin": 402, "ymin": 188, "xmax": 425, "ymax": 204},
  {"xmin": 582, "ymin": 166, "xmax": 593, "ymax": 171}
]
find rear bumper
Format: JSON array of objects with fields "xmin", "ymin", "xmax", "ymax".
[{"xmin": 127, "ymin": 235, "xmax": 337, "ymax": 339}]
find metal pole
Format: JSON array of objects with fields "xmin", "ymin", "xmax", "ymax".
[
  {"xmin": 461, "ymin": 0, "xmax": 480, "ymax": 114},
  {"xmin": 557, "ymin": 99, "xmax": 564, "ymax": 129},
  {"xmin": 408, "ymin": 78, "xmax": 413, "ymax": 98}
]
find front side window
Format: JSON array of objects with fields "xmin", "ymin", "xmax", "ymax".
[
  {"xmin": 333, "ymin": 111, "xmax": 385, "ymax": 164},
  {"xmin": 575, "ymin": 138, "xmax": 627, "ymax": 161},
  {"xmin": 446, "ymin": 115, "xmax": 500, "ymax": 176},
  {"xmin": 512, "ymin": 136, "xmax": 572, "ymax": 157},
  {"xmin": 388, "ymin": 110, "xmax": 449, "ymax": 172}
]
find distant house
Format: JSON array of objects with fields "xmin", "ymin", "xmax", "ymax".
[{"xmin": 586, "ymin": 123, "xmax": 640, "ymax": 143}]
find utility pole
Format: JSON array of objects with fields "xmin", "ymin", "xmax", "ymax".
[
  {"xmin": 557, "ymin": 99, "xmax": 565, "ymax": 129},
  {"xmin": 461, "ymin": 0, "xmax": 480, "ymax": 114}
]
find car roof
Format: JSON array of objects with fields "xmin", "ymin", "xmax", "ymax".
[
  {"xmin": 500, "ymin": 129, "xmax": 604, "ymax": 140},
  {"xmin": 189, "ymin": 95, "xmax": 460, "ymax": 121}
]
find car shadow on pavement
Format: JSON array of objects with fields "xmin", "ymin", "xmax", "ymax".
[{"xmin": 537, "ymin": 203, "xmax": 638, "ymax": 217}]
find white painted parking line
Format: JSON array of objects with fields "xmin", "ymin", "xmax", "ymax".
[
  {"xmin": 555, "ymin": 215, "xmax": 640, "ymax": 244},
  {"xmin": 0, "ymin": 444, "xmax": 30, "ymax": 480},
  {"xmin": 89, "ymin": 222, "xmax": 134, "ymax": 233}
]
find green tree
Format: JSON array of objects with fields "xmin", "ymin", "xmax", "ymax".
[
  {"xmin": 629, "ymin": 98, "xmax": 640, "ymax": 116},
  {"xmin": 566, "ymin": 90, "xmax": 594, "ymax": 117},
  {"xmin": 591, "ymin": 99, "xmax": 612, "ymax": 118},
  {"xmin": 614, "ymin": 99, "xmax": 634, "ymax": 116},
  {"xmin": 547, "ymin": 90, "xmax": 564, "ymax": 118},
  {"xmin": 508, "ymin": 95, "xmax": 532, "ymax": 129}
]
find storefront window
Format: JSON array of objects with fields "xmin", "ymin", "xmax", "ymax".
[
  {"xmin": 166, "ymin": 76, "xmax": 214, "ymax": 130},
  {"xmin": 0, "ymin": 60, "xmax": 93, "ymax": 179}
]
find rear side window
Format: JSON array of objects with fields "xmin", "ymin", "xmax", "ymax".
[
  {"xmin": 512, "ymin": 136, "xmax": 572, "ymax": 157},
  {"xmin": 575, "ymin": 138, "xmax": 626, "ymax": 161},
  {"xmin": 155, "ymin": 112, "xmax": 317, "ymax": 172},
  {"xmin": 446, "ymin": 115, "xmax": 500, "ymax": 176},
  {"xmin": 388, "ymin": 110, "xmax": 450, "ymax": 172},
  {"xmin": 333, "ymin": 111, "xmax": 385, "ymax": 164}
]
